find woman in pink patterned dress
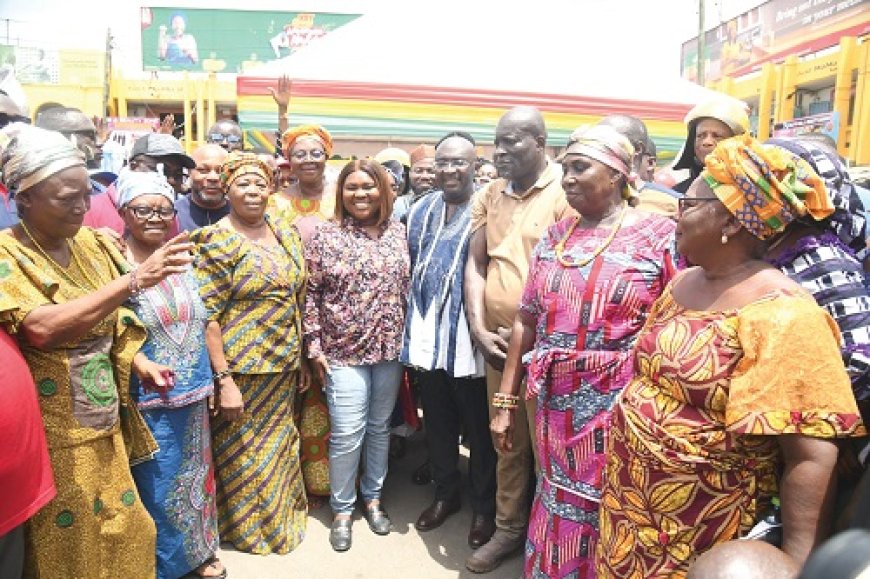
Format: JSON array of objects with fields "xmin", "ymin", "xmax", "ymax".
[{"xmin": 490, "ymin": 125, "xmax": 676, "ymax": 578}]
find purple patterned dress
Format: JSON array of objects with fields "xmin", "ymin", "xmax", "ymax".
[{"xmin": 519, "ymin": 214, "xmax": 675, "ymax": 578}]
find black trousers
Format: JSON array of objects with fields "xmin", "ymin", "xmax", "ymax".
[
  {"xmin": 419, "ymin": 369, "xmax": 497, "ymax": 517},
  {"xmin": 0, "ymin": 524, "xmax": 23, "ymax": 579}
]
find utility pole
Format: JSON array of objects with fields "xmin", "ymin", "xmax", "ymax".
[
  {"xmin": 697, "ymin": 0, "xmax": 706, "ymax": 86},
  {"xmin": 103, "ymin": 29, "xmax": 112, "ymax": 118}
]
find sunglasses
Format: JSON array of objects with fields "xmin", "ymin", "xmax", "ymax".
[
  {"xmin": 0, "ymin": 113, "xmax": 32, "ymax": 128},
  {"xmin": 208, "ymin": 133, "xmax": 242, "ymax": 144}
]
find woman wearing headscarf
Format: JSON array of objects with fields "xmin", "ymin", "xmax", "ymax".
[
  {"xmin": 191, "ymin": 152, "xmax": 308, "ymax": 555},
  {"xmin": 268, "ymin": 124, "xmax": 335, "ymax": 243},
  {"xmin": 0, "ymin": 125, "xmax": 192, "ymax": 577},
  {"xmin": 116, "ymin": 168, "xmax": 223, "ymax": 579},
  {"xmin": 489, "ymin": 125, "xmax": 676, "ymax": 578},
  {"xmin": 672, "ymin": 98, "xmax": 750, "ymax": 193},
  {"xmin": 267, "ymin": 124, "xmax": 334, "ymax": 505},
  {"xmin": 597, "ymin": 135, "xmax": 866, "ymax": 577},
  {"xmin": 304, "ymin": 159, "xmax": 409, "ymax": 552}
]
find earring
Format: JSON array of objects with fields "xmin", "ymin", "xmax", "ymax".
[{"xmin": 721, "ymin": 233, "xmax": 728, "ymax": 244}]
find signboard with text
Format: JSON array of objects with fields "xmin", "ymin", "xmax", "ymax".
[
  {"xmin": 140, "ymin": 7, "xmax": 361, "ymax": 74},
  {"xmin": 772, "ymin": 111, "xmax": 841, "ymax": 142},
  {"xmin": 681, "ymin": 0, "xmax": 868, "ymax": 83}
]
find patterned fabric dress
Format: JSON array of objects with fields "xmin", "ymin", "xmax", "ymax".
[
  {"xmin": 519, "ymin": 214, "xmax": 676, "ymax": 578},
  {"xmin": 0, "ymin": 228, "xmax": 156, "ymax": 579},
  {"xmin": 597, "ymin": 284, "xmax": 866, "ymax": 578},
  {"xmin": 192, "ymin": 217, "xmax": 308, "ymax": 554},
  {"xmin": 128, "ymin": 269, "xmax": 218, "ymax": 579},
  {"xmin": 267, "ymin": 190, "xmax": 334, "ymax": 497}
]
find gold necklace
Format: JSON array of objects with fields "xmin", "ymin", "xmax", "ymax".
[
  {"xmin": 554, "ymin": 203, "xmax": 628, "ymax": 268},
  {"xmin": 19, "ymin": 220, "xmax": 100, "ymax": 292}
]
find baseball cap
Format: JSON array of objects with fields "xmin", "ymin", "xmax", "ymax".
[{"xmin": 130, "ymin": 133, "xmax": 196, "ymax": 169}]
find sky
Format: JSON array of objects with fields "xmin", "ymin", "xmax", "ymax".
[{"xmin": 2, "ymin": 0, "xmax": 764, "ymax": 78}]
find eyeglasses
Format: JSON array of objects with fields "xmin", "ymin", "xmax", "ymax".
[
  {"xmin": 126, "ymin": 206, "xmax": 178, "ymax": 220},
  {"xmin": 0, "ymin": 113, "xmax": 31, "ymax": 128},
  {"xmin": 208, "ymin": 133, "xmax": 242, "ymax": 144},
  {"xmin": 290, "ymin": 149, "xmax": 326, "ymax": 162},
  {"xmin": 677, "ymin": 196, "xmax": 719, "ymax": 214},
  {"xmin": 433, "ymin": 159, "xmax": 471, "ymax": 170}
]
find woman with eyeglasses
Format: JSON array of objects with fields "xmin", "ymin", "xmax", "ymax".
[
  {"xmin": 304, "ymin": 159, "xmax": 409, "ymax": 551},
  {"xmin": 596, "ymin": 135, "xmax": 865, "ymax": 576},
  {"xmin": 268, "ymin": 124, "xmax": 336, "ymax": 244},
  {"xmin": 489, "ymin": 125, "xmax": 676, "ymax": 578},
  {"xmin": 115, "ymin": 168, "xmax": 225, "ymax": 579},
  {"xmin": 191, "ymin": 152, "xmax": 309, "ymax": 555},
  {"xmin": 0, "ymin": 125, "xmax": 193, "ymax": 577}
]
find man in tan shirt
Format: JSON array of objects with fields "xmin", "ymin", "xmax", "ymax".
[{"xmin": 464, "ymin": 106, "xmax": 574, "ymax": 573}]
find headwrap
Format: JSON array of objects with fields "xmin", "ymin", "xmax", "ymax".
[
  {"xmin": 702, "ymin": 134, "xmax": 834, "ymax": 240},
  {"xmin": 410, "ymin": 144, "xmax": 436, "ymax": 166},
  {"xmin": 558, "ymin": 125, "xmax": 635, "ymax": 199},
  {"xmin": 220, "ymin": 151, "xmax": 273, "ymax": 189},
  {"xmin": 115, "ymin": 167, "xmax": 175, "ymax": 208},
  {"xmin": 0, "ymin": 124, "xmax": 85, "ymax": 193},
  {"xmin": 674, "ymin": 97, "xmax": 750, "ymax": 171},
  {"xmin": 766, "ymin": 137, "xmax": 866, "ymax": 252},
  {"xmin": 380, "ymin": 160, "xmax": 405, "ymax": 192},
  {"xmin": 280, "ymin": 124, "xmax": 333, "ymax": 159}
]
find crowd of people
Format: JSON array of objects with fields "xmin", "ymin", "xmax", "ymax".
[{"xmin": 0, "ymin": 87, "xmax": 868, "ymax": 579}]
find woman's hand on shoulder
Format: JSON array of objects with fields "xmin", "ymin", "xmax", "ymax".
[{"xmin": 135, "ymin": 232, "xmax": 194, "ymax": 289}]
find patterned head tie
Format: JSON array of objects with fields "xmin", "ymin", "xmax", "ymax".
[
  {"xmin": 558, "ymin": 124, "xmax": 636, "ymax": 199},
  {"xmin": 280, "ymin": 124, "xmax": 333, "ymax": 159},
  {"xmin": 220, "ymin": 151, "xmax": 273, "ymax": 190},
  {"xmin": 702, "ymin": 134, "xmax": 834, "ymax": 240},
  {"xmin": 0, "ymin": 124, "xmax": 86, "ymax": 194}
]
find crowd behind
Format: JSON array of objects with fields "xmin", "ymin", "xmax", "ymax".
[{"xmin": 0, "ymin": 84, "xmax": 868, "ymax": 579}]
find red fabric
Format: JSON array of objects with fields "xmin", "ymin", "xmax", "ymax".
[
  {"xmin": 0, "ymin": 330, "xmax": 55, "ymax": 535},
  {"xmin": 399, "ymin": 370, "xmax": 420, "ymax": 430}
]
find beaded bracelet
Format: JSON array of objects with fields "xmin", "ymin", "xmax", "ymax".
[
  {"xmin": 492, "ymin": 392, "xmax": 520, "ymax": 411},
  {"xmin": 128, "ymin": 268, "xmax": 141, "ymax": 296},
  {"xmin": 213, "ymin": 369, "xmax": 233, "ymax": 382}
]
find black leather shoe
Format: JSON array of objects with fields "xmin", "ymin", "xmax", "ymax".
[
  {"xmin": 411, "ymin": 462, "xmax": 432, "ymax": 485},
  {"xmin": 415, "ymin": 497, "xmax": 461, "ymax": 531},
  {"xmin": 364, "ymin": 503, "xmax": 392, "ymax": 535},
  {"xmin": 468, "ymin": 513, "xmax": 496, "ymax": 549},
  {"xmin": 329, "ymin": 518, "xmax": 352, "ymax": 552}
]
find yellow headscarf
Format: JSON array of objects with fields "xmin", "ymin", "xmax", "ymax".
[
  {"xmin": 702, "ymin": 134, "xmax": 833, "ymax": 240},
  {"xmin": 280, "ymin": 124, "xmax": 333, "ymax": 159},
  {"xmin": 220, "ymin": 151, "xmax": 273, "ymax": 190}
]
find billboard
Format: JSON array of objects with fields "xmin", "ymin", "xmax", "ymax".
[
  {"xmin": 140, "ymin": 8, "xmax": 361, "ymax": 74},
  {"xmin": 772, "ymin": 111, "xmax": 841, "ymax": 142},
  {"xmin": 681, "ymin": 0, "xmax": 869, "ymax": 83},
  {"xmin": 0, "ymin": 45, "xmax": 104, "ymax": 87}
]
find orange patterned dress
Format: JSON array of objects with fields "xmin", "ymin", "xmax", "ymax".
[{"xmin": 596, "ymin": 282, "xmax": 865, "ymax": 578}]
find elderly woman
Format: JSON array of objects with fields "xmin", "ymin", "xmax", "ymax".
[
  {"xmin": 672, "ymin": 98, "xmax": 750, "ymax": 193},
  {"xmin": 115, "ymin": 168, "xmax": 223, "ymax": 579},
  {"xmin": 191, "ymin": 152, "xmax": 308, "ymax": 555},
  {"xmin": 268, "ymin": 124, "xmax": 335, "ymax": 243},
  {"xmin": 489, "ymin": 125, "xmax": 676, "ymax": 578},
  {"xmin": 0, "ymin": 125, "xmax": 192, "ymax": 577},
  {"xmin": 597, "ymin": 135, "xmax": 866, "ymax": 577},
  {"xmin": 304, "ymin": 159, "xmax": 409, "ymax": 552}
]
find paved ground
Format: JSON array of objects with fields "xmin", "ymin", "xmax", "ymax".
[{"xmin": 217, "ymin": 433, "xmax": 524, "ymax": 579}]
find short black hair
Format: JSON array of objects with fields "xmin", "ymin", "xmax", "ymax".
[{"xmin": 436, "ymin": 131, "xmax": 475, "ymax": 148}]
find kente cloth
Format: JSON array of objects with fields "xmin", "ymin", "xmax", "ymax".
[
  {"xmin": 266, "ymin": 189, "xmax": 335, "ymax": 244},
  {"xmin": 133, "ymin": 401, "xmax": 217, "ymax": 579},
  {"xmin": 519, "ymin": 213, "xmax": 676, "ymax": 578},
  {"xmin": 596, "ymin": 283, "xmax": 866, "ymax": 578},
  {"xmin": 191, "ymin": 215, "xmax": 306, "ymax": 375},
  {"xmin": 212, "ymin": 372, "xmax": 307, "ymax": 554},
  {"xmin": 0, "ymin": 228, "xmax": 156, "ymax": 578},
  {"xmin": 401, "ymin": 191, "xmax": 484, "ymax": 378},
  {"xmin": 769, "ymin": 232, "xmax": 870, "ymax": 401}
]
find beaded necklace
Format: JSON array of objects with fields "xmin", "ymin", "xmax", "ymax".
[
  {"xmin": 554, "ymin": 203, "xmax": 628, "ymax": 268},
  {"xmin": 19, "ymin": 220, "xmax": 100, "ymax": 292}
]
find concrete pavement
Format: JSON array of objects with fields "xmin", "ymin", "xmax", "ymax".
[{"xmin": 217, "ymin": 433, "xmax": 524, "ymax": 579}]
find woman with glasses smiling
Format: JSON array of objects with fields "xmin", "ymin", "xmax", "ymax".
[{"xmin": 116, "ymin": 168, "xmax": 225, "ymax": 579}]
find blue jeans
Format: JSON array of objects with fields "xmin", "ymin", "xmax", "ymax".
[{"xmin": 326, "ymin": 361, "xmax": 403, "ymax": 515}]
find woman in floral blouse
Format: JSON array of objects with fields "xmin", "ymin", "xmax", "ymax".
[{"xmin": 304, "ymin": 159, "xmax": 410, "ymax": 552}]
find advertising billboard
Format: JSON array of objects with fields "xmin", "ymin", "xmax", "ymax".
[
  {"xmin": 0, "ymin": 45, "xmax": 104, "ymax": 87},
  {"xmin": 140, "ymin": 8, "xmax": 361, "ymax": 74},
  {"xmin": 681, "ymin": 0, "xmax": 869, "ymax": 83}
]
